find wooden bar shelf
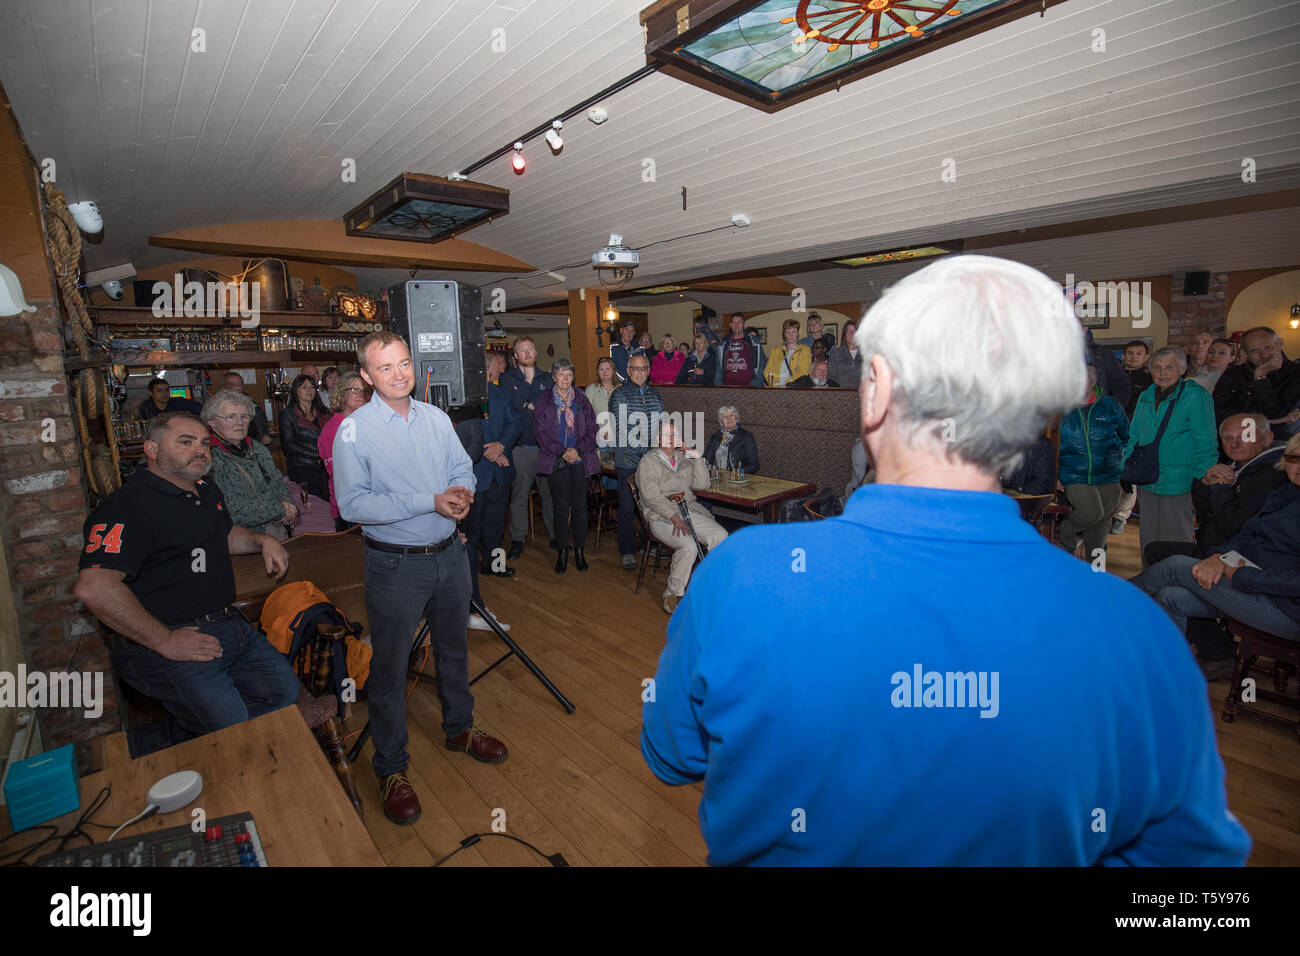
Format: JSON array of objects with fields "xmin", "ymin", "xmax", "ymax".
[
  {"xmin": 92, "ymin": 306, "xmax": 340, "ymax": 328},
  {"xmin": 109, "ymin": 350, "xmax": 357, "ymax": 367}
]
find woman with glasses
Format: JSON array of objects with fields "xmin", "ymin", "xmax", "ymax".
[
  {"xmin": 318, "ymin": 372, "xmax": 370, "ymax": 532},
  {"xmin": 278, "ymin": 373, "xmax": 334, "ymax": 505},
  {"xmin": 203, "ymin": 389, "xmax": 297, "ymax": 541}
]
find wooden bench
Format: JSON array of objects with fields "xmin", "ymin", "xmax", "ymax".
[{"xmin": 232, "ymin": 526, "xmax": 368, "ymax": 625}]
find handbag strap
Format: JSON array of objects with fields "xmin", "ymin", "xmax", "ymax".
[{"xmin": 1150, "ymin": 382, "xmax": 1183, "ymax": 444}]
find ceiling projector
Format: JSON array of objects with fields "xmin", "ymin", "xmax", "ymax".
[{"xmin": 592, "ymin": 234, "xmax": 638, "ymax": 270}]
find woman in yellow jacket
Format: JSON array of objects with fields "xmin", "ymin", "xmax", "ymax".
[{"xmin": 764, "ymin": 318, "xmax": 813, "ymax": 387}]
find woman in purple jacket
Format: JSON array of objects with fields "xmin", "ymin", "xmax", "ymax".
[{"xmin": 534, "ymin": 358, "xmax": 600, "ymax": 573}]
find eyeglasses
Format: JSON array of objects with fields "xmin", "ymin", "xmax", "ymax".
[
  {"xmin": 344, "ymin": 386, "xmax": 367, "ymax": 394},
  {"xmin": 1285, "ymin": 454, "xmax": 1300, "ymax": 465},
  {"xmin": 213, "ymin": 413, "xmax": 253, "ymax": 424},
  {"xmin": 628, "ymin": 365, "xmax": 649, "ymax": 373}
]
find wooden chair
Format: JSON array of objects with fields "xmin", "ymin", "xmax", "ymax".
[
  {"xmin": 233, "ymin": 527, "xmax": 368, "ymax": 812},
  {"xmin": 1013, "ymin": 493, "xmax": 1054, "ymax": 529},
  {"xmin": 627, "ymin": 475, "xmax": 672, "ymax": 593},
  {"xmin": 293, "ymin": 622, "xmax": 361, "ymax": 813},
  {"xmin": 1039, "ymin": 500, "xmax": 1071, "ymax": 543},
  {"xmin": 1221, "ymin": 619, "xmax": 1300, "ymax": 743},
  {"xmin": 587, "ymin": 474, "xmax": 617, "ymax": 554}
]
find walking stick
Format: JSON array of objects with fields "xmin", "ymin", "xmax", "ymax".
[{"xmin": 668, "ymin": 492, "xmax": 707, "ymax": 563}]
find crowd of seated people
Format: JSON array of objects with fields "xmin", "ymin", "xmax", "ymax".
[{"xmin": 175, "ymin": 310, "xmax": 1300, "ymax": 688}]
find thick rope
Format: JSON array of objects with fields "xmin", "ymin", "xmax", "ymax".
[
  {"xmin": 43, "ymin": 183, "xmax": 121, "ymax": 493},
  {"xmin": 41, "ymin": 183, "xmax": 92, "ymax": 357}
]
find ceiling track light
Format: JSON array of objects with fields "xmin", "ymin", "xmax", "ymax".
[
  {"xmin": 545, "ymin": 120, "xmax": 563, "ymax": 153},
  {"xmin": 511, "ymin": 142, "xmax": 525, "ymax": 174},
  {"xmin": 459, "ymin": 65, "xmax": 655, "ymax": 178}
]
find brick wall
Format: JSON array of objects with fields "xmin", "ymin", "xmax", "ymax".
[
  {"xmin": 1, "ymin": 78, "xmax": 120, "ymax": 749},
  {"xmin": 1167, "ymin": 271, "xmax": 1230, "ymax": 345},
  {"xmin": 0, "ymin": 302, "xmax": 119, "ymax": 747}
]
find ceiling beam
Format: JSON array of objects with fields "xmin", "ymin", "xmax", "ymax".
[
  {"xmin": 660, "ymin": 189, "xmax": 1300, "ymax": 288},
  {"xmin": 150, "ymin": 220, "xmax": 536, "ymax": 273}
]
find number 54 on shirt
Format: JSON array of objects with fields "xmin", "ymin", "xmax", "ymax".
[{"xmin": 85, "ymin": 523, "xmax": 124, "ymax": 554}]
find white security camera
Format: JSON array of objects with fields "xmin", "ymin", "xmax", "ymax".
[
  {"xmin": 68, "ymin": 201, "xmax": 103, "ymax": 234},
  {"xmin": 102, "ymin": 279, "xmax": 124, "ymax": 300}
]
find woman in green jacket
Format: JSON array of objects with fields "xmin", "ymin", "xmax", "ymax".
[{"xmin": 1122, "ymin": 346, "xmax": 1218, "ymax": 566}]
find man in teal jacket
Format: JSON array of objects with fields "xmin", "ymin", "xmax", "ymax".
[{"xmin": 1123, "ymin": 346, "xmax": 1218, "ymax": 566}]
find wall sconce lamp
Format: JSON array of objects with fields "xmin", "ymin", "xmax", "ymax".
[
  {"xmin": 1290, "ymin": 302, "xmax": 1299, "ymax": 330},
  {"xmin": 593, "ymin": 297, "xmax": 622, "ymax": 345}
]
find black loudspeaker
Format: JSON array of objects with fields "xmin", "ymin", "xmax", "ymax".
[
  {"xmin": 386, "ymin": 280, "xmax": 486, "ymax": 409},
  {"xmin": 1183, "ymin": 271, "xmax": 1210, "ymax": 296}
]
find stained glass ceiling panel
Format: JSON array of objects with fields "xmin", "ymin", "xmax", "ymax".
[
  {"xmin": 682, "ymin": 0, "xmax": 1010, "ymax": 94},
  {"xmin": 643, "ymin": 0, "xmax": 1059, "ymax": 111}
]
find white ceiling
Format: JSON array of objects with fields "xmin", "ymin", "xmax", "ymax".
[{"xmin": 2, "ymin": 0, "xmax": 1299, "ymax": 310}]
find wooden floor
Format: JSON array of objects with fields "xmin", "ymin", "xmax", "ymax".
[{"xmin": 342, "ymin": 519, "xmax": 1300, "ymax": 866}]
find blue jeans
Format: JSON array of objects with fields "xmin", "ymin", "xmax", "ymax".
[
  {"xmin": 1130, "ymin": 555, "xmax": 1300, "ymax": 639},
  {"xmin": 112, "ymin": 613, "xmax": 300, "ymax": 741},
  {"xmin": 363, "ymin": 539, "xmax": 474, "ymax": 778}
]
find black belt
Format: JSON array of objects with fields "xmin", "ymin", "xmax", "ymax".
[
  {"xmin": 165, "ymin": 605, "xmax": 240, "ymax": 630},
  {"xmin": 364, "ymin": 533, "xmax": 456, "ymax": 556}
]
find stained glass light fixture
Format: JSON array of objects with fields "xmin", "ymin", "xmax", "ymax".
[
  {"xmin": 826, "ymin": 241, "xmax": 961, "ymax": 267},
  {"xmin": 344, "ymin": 173, "xmax": 509, "ymax": 243},
  {"xmin": 629, "ymin": 284, "xmax": 693, "ymax": 294},
  {"xmin": 641, "ymin": 0, "xmax": 1065, "ymax": 112}
]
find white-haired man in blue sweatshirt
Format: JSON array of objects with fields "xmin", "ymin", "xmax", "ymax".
[{"xmin": 641, "ymin": 255, "xmax": 1251, "ymax": 866}]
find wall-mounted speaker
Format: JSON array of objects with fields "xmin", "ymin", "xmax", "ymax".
[
  {"xmin": 1183, "ymin": 271, "xmax": 1210, "ymax": 296},
  {"xmin": 386, "ymin": 280, "xmax": 486, "ymax": 410}
]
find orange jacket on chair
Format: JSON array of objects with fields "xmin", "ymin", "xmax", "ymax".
[{"xmin": 260, "ymin": 580, "xmax": 372, "ymax": 691}]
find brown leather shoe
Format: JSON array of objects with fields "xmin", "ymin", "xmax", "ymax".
[
  {"xmin": 445, "ymin": 726, "xmax": 508, "ymax": 764},
  {"xmin": 663, "ymin": 592, "xmax": 679, "ymax": 615},
  {"xmin": 380, "ymin": 772, "xmax": 421, "ymax": 825}
]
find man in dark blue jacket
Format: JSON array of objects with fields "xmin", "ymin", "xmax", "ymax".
[
  {"xmin": 500, "ymin": 337, "xmax": 554, "ymax": 557},
  {"xmin": 1084, "ymin": 328, "xmax": 1131, "ymax": 410},
  {"xmin": 610, "ymin": 319, "xmax": 645, "ymax": 382},
  {"xmin": 455, "ymin": 352, "xmax": 520, "ymax": 632}
]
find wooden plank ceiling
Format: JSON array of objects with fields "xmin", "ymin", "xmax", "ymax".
[{"xmin": 0, "ymin": 0, "xmax": 1298, "ymax": 310}]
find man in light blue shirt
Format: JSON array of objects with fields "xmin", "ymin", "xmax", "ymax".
[{"xmin": 333, "ymin": 332, "xmax": 509, "ymax": 826}]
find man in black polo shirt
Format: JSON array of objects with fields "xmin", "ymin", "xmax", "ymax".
[
  {"xmin": 137, "ymin": 377, "xmax": 202, "ymax": 420},
  {"xmin": 74, "ymin": 411, "xmax": 299, "ymax": 746}
]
